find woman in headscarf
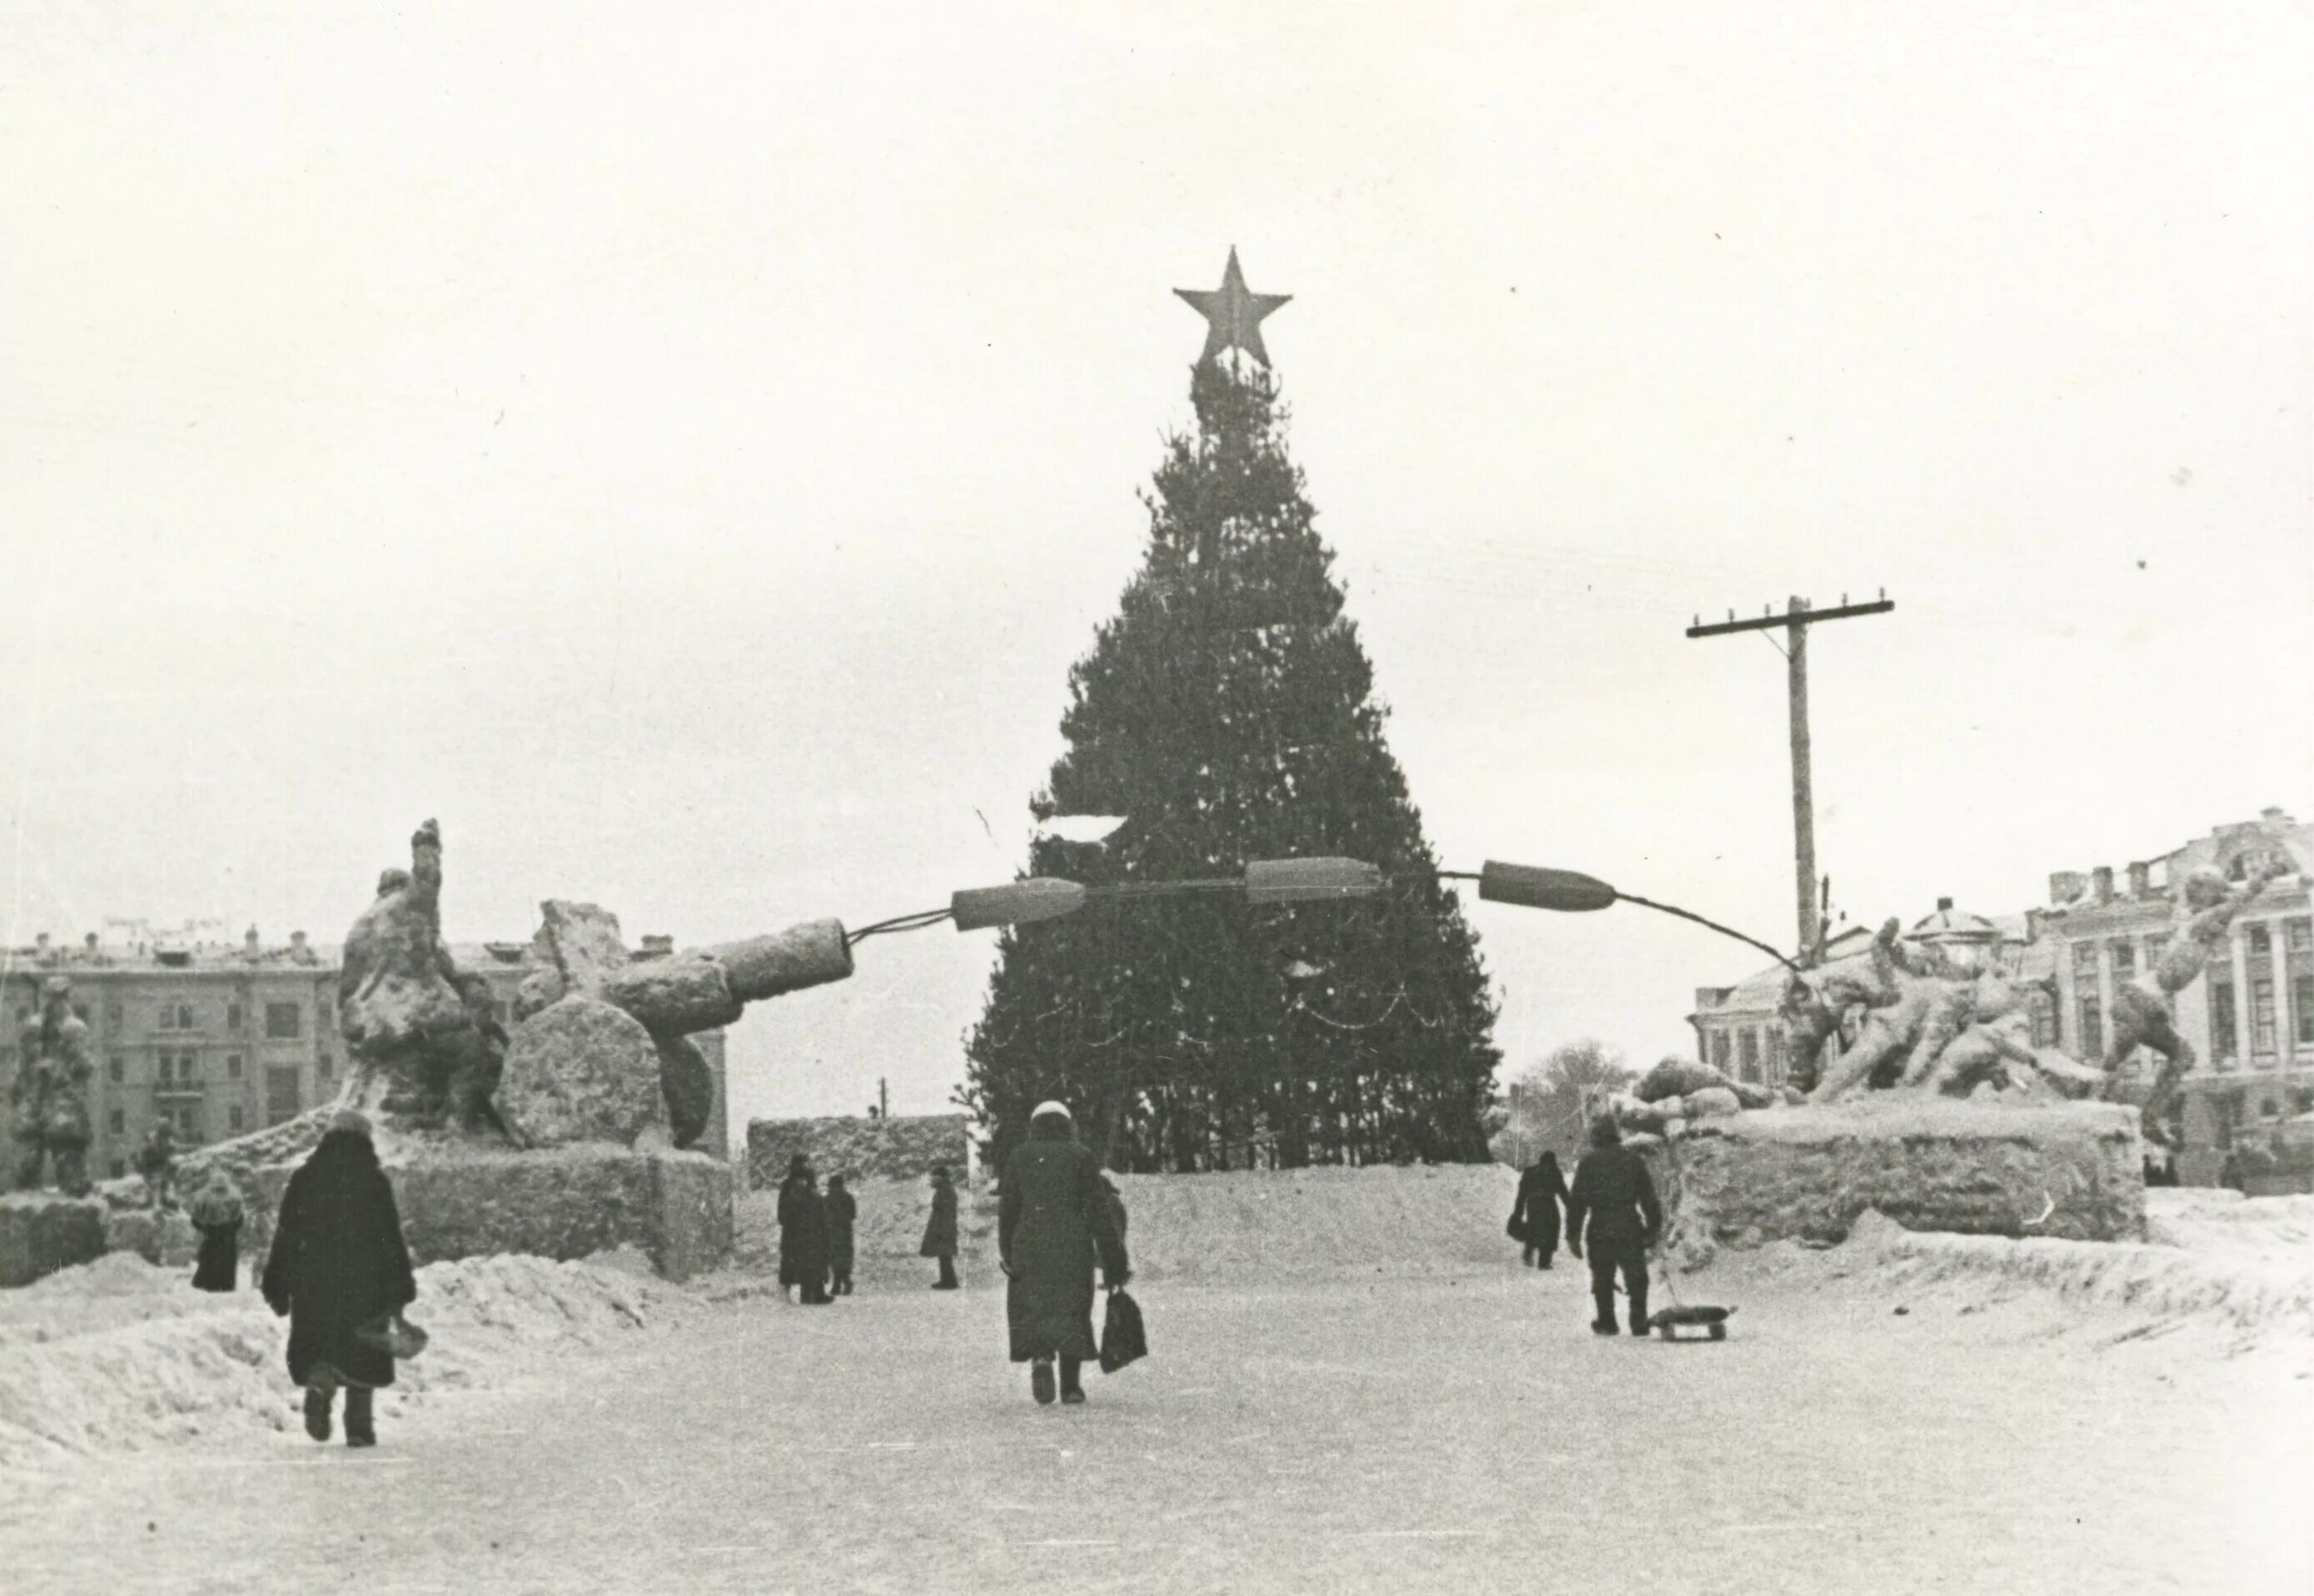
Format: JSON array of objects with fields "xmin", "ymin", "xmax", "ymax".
[
  {"xmin": 261, "ymin": 1110, "xmax": 417, "ymax": 1448},
  {"xmin": 187, "ymin": 1167, "xmax": 246, "ymax": 1292},
  {"xmin": 920, "ymin": 1164, "xmax": 960, "ymax": 1290},
  {"xmin": 998, "ymin": 1102, "xmax": 1128, "ymax": 1406}
]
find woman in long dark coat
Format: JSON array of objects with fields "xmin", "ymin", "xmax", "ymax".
[
  {"xmin": 260, "ymin": 1111, "xmax": 416, "ymax": 1448},
  {"xmin": 1509, "ymin": 1150, "xmax": 1569, "ymax": 1268},
  {"xmin": 920, "ymin": 1164, "xmax": 960, "ymax": 1290},
  {"xmin": 187, "ymin": 1169, "xmax": 245, "ymax": 1293},
  {"xmin": 777, "ymin": 1156, "xmax": 832, "ymax": 1304},
  {"xmin": 998, "ymin": 1103, "xmax": 1127, "ymax": 1406}
]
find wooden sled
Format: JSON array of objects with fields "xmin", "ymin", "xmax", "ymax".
[{"xmin": 1647, "ymin": 1304, "xmax": 1735, "ymax": 1341}]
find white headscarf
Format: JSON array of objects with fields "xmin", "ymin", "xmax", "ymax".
[{"xmin": 1031, "ymin": 1100, "xmax": 1072, "ymax": 1121}]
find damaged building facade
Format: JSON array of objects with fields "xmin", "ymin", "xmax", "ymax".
[{"xmin": 1689, "ymin": 809, "xmax": 2310, "ymax": 1185}]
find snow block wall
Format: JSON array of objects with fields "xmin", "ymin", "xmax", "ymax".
[
  {"xmin": 239, "ymin": 1143, "xmax": 734, "ymax": 1284},
  {"xmin": 746, "ymin": 1113, "xmax": 971, "ymax": 1191},
  {"xmin": 1644, "ymin": 1099, "xmax": 2145, "ymax": 1255},
  {"xmin": 0, "ymin": 1193, "xmax": 107, "ymax": 1288}
]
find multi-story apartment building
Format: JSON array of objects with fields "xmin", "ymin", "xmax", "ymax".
[
  {"xmin": 1686, "ymin": 809, "xmax": 2311, "ymax": 1184},
  {"xmin": 2, "ymin": 926, "xmax": 730, "ymax": 1180}
]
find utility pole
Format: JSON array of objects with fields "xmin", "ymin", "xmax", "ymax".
[
  {"xmin": 878, "ymin": 1076, "xmax": 889, "ymax": 1121},
  {"xmin": 1687, "ymin": 591, "xmax": 1893, "ymax": 957}
]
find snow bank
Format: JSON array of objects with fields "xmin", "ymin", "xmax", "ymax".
[
  {"xmin": 0, "ymin": 1250, "xmax": 704, "ymax": 1469},
  {"xmin": 1827, "ymin": 1206, "xmax": 2314, "ymax": 1340}
]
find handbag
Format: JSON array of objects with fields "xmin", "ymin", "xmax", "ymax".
[
  {"xmin": 1098, "ymin": 1287, "xmax": 1147, "ymax": 1374},
  {"xmin": 353, "ymin": 1311, "xmax": 429, "ymax": 1360}
]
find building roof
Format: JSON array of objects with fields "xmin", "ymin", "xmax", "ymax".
[{"xmin": 2, "ymin": 936, "xmax": 538, "ymax": 980}]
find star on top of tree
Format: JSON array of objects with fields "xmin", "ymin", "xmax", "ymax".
[{"xmin": 1174, "ymin": 247, "xmax": 1291, "ymax": 367}]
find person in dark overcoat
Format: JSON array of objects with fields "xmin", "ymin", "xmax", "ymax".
[
  {"xmin": 824, "ymin": 1172, "xmax": 858, "ymax": 1296},
  {"xmin": 260, "ymin": 1110, "xmax": 417, "ymax": 1447},
  {"xmin": 921, "ymin": 1163, "xmax": 961, "ymax": 1290},
  {"xmin": 1509, "ymin": 1151, "xmax": 1569, "ymax": 1268},
  {"xmin": 777, "ymin": 1156, "xmax": 832, "ymax": 1305},
  {"xmin": 1565, "ymin": 1115, "xmax": 1662, "ymax": 1336},
  {"xmin": 998, "ymin": 1102, "xmax": 1127, "ymax": 1406},
  {"xmin": 188, "ymin": 1168, "xmax": 245, "ymax": 1293}
]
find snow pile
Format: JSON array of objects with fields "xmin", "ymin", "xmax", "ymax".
[
  {"xmin": 737, "ymin": 1164, "xmax": 1522, "ymax": 1285},
  {"xmin": 0, "ymin": 1250, "xmax": 704, "ymax": 1469},
  {"xmin": 1827, "ymin": 1206, "xmax": 2314, "ymax": 1340}
]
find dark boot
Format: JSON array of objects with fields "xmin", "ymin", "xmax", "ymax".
[
  {"xmin": 1059, "ymin": 1357, "xmax": 1086, "ymax": 1405},
  {"xmin": 302, "ymin": 1386, "xmax": 333, "ymax": 1443},
  {"xmin": 933, "ymin": 1257, "xmax": 959, "ymax": 1290},
  {"xmin": 1030, "ymin": 1358, "xmax": 1056, "ymax": 1406},
  {"xmin": 344, "ymin": 1386, "xmax": 376, "ymax": 1448}
]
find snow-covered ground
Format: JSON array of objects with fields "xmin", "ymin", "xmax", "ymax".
[{"xmin": 2, "ymin": 1172, "xmax": 2307, "ymax": 1594}]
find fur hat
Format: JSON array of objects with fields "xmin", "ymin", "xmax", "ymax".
[{"xmin": 330, "ymin": 1108, "xmax": 374, "ymax": 1141}]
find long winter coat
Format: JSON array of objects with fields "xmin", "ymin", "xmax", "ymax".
[
  {"xmin": 998, "ymin": 1123, "xmax": 1127, "ymax": 1363},
  {"xmin": 777, "ymin": 1176, "xmax": 830, "ymax": 1287},
  {"xmin": 824, "ymin": 1186, "xmax": 857, "ymax": 1272},
  {"xmin": 918, "ymin": 1179, "xmax": 958, "ymax": 1260},
  {"xmin": 189, "ymin": 1182, "xmax": 244, "ymax": 1293},
  {"xmin": 1510, "ymin": 1153, "xmax": 1568, "ymax": 1252},
  {"xmin": 260, "ymin": 1131, "xmax": 417, "ymax": 1389},
  {"xmin": 1565, "ymin": 1144, "xmax": 1663, "ymax": 1251}
]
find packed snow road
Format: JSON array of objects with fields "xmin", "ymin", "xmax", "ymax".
[{"xmin": 3, "ymin": 1255, "xmax": 2306, "ymax": 1596}]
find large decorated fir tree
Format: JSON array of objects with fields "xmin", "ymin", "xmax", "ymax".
[{"xmin": 959, "ymin": 252, "xmax": 1500, "ymax": 1172}]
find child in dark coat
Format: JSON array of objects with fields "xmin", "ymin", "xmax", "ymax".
[
  {"xmin": 824, "ymin": 1173, "xmax": 858, "ymax": 1296},
  {"xmin": 921, "ymin": 1165, "xmax": 960, "ymax": 1290}
]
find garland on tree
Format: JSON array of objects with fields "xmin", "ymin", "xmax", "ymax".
[{"xmin": 959, "ymin": 355, "xmax": 1500, "ymax": 1172}]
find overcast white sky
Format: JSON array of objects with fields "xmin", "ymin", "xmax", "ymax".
[{"xmin": 3, "ymin": 0, "xmax": 2308, "ymax": 1126}]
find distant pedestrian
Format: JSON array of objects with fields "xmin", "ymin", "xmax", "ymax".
[
  {"xmin": 824, "ymin": 1173, "xmax": 858, "ymax": 1296},
  {"xmin": 999, "ymin": 1102, "xmax": 1128, "ymax": 1407},
  {"xmin": 1100, "ymin": 1174, "xmax": 1129, "ymax": 1249},
  {"xmin": 1565, "ymin": 1116, "xmax": 1662, "ymax": 1337},
  {"xmin": 778, "ymin": 1156, "xmax": 833, "ymax": 1305},
  {"xmin": 922, "ymin": 1164, "xmax": 961, "ymax": 1290},
  {"xmin": 137, "ymin": 1121, "xmax": 179, "ymax": 1211},
  {"xmin": 1509, "ymin": 1150, "xmax": 1568, "ymax": 1268},
  {"xmin": 261, "ymin": 1110, "xmax": 417, "ymax": 1448},
  {"xmin": 187, "ymin": 1168, "xmax": 246, "ymax": 1293}
]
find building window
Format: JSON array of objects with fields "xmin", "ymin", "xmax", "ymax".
[
  {"xmin": 107, "ymin": 1056, "xmax": 124, "ymax": 1084},
  {"xmin": 108, "ymin": 1108, "xmax": 125, "ymax": 1135},
  {"xmin": 1737, "ymin": 1030, "xmax": 1761, "ymax": 1083},
  {"xmin": 171, "ymin": 1106, "xmax": 199, "ymax": 1141},
  {"xmin": 316, "ymin": 1052, "xmax": 333, "ymax": 1081},
  {"xmin": 226, "ymin": 1002, "xmax": 244, "ymax": 1032},
  {"xmin": 2078, "ymin": 998, "xmax": 2103, "ymax": 1059},
  {"xmin": 110, "ymin": 1159, "xmax": 126, "ymax": 1179},
  {"xmin": 2211, "ymin": 976, "xmax": 2238, "ymax": 1064},
  {"xmin": 2251, "ymin": 976, "xmax": 2277, "ymax": 1057},
  {"xmin": 2247, "ymin": 924, "xmax": 2270, "ymax": 957},
  {"xmin": 1710, "ymin": 1031, "xmax": 1732, "ymax": 1071},
  {"xmin": 265, "ymin": 1002, "xmax": 301, "ymax": 1040},
  {"xmin": 266, "ymin": 1065, "xmax": 301, "ymax": 1125},
  {"xmin": 318, "ymin": 997, "xmax": 334, "ymax": 1029},
  {"xmin": 2296, "ymin": 976, "xmax": 2314, "ymax": 1048},
  {"xmin": 155, "ymin": 1006, "xmax": 173, "ymax": 1032},
  {"xmin": 226, "ymin": 1053, "xmax": 243, "ymax": 1079},
  {"xmin": 2028, "ymin": 989, "xmax": 2058, "ymax": 1049},
  {"xmin": 2112, "ymin": 941, "xmax": 2136, "ymax": 980},
  {"xmin": 177, "ymin": 1003, "xmax": 195, "ymax": 1030},
  {"xmin": 105, "ymin": 1001, "xmax": 123, "ymax": 1027},
  {"xmin": 1765, "ymin": 1031, "xmax": 1785, "ymax": 1086},
  {"xmin": 228, "ymin": 1106, "xmax": 245, "ymax": 1132}
]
